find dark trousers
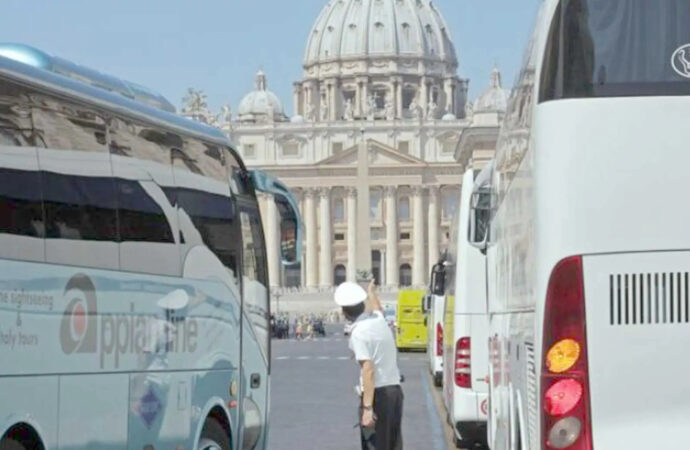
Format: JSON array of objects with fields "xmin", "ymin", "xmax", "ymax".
[{"xmin": 360, "ymin": 385, "xmax": 404, "ymax": 450}]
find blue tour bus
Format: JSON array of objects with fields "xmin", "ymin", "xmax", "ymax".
[{"xmin": 0, "ymin": 44, "xmax": 302, "ymax": 450}]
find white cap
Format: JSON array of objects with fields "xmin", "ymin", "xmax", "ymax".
[{"xmin": 334, "ymin": 282, "xmax": 367, "ymax": 307}]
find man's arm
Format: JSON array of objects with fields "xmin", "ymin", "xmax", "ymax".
[
  {"xmin": 368, "ymin": 280, "xmax": 384, "ymax": 312},
  {"xmin": 360, "ymin": 359, "xmax": 376, "ymax": 427}
]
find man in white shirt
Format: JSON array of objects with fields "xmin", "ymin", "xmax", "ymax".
[{"xmin": 334, "ymin": 281, "xmax": 403, "ymax": 450}]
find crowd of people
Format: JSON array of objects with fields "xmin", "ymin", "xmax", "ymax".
[{"xmin": 270, "ymin": 311, "xmax": 343, "ymax": 340}]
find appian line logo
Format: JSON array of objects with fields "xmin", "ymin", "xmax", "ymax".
[{"xmin": 59, "ymin": 273, "xmax": 198, "ymax": 369}]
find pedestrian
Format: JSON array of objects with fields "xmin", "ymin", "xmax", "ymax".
[
  {"xmin": 296, "ymin": 321, "xmax": 303, "ymax": 340},
  {"xmin": 334, "ymin": 280, "xmax": 403, "ymax": 450}
]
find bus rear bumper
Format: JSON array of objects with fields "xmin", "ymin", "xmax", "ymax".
[{"xmin": 454, "ymin": 421, "xmax": 487, "ymax": 448}]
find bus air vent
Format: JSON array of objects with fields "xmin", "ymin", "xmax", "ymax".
[{"xmin": 609, "ymin": 272, "xmax": 690, "ymax": 326}]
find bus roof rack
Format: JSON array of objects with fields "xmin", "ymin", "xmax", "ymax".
[{"xmin": 0, "ymin": 43, "xmax": 176, "ymax": 114}]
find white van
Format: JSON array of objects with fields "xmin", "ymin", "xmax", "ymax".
[
  {"xmin": 423, "ymin": 286, "xmax": 446, "ymax": 387},
  {"xmin": 437, "ymin": 167, "xmax": 492, "ymax": 449}
]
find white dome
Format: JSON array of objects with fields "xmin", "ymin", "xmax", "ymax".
[
  {"xmin": 474, "ymin": 68, "xmax": 508, "ymax": 113},
  {"xmin": 304, "ymin": 0, "xmax": 457, "ymax": 67},
  {"xmin": 238, "ymin": 70, "xmax": 285, "ymax": 122}
]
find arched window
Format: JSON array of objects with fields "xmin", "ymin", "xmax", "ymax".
[
  {"xmin": 398, "ymin": 196, "xmax": 410, "ymax": 221},
  {"xmin": 334, "ymin": 264, "xmax": 346, "ymax": 286},
  {"xmin": 333, "ymin": 197, "xmax": 345, "ymax": 223},
  {"xmin": 399, "ymin": 263, "xmax": 412, "ymax": 287}
]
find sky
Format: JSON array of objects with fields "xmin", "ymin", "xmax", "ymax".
[{"xmin": 0, "ymin": 0, "xmax": 541, "ymax": 115}]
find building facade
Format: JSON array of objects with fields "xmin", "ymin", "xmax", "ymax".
[{"xmin": 212, "ymin": 0, "xmax": 508, "ymax": 291}]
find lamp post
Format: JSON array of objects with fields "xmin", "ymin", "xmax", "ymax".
[{"xmin": 355, "ymin": 120, "xmax": 373, "ymax": 287}]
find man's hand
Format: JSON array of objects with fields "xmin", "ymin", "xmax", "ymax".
[
  {"xmin": 368, "ymin": 280, "xmax": 383, "ymax": 312},
  {"xmin": 367, "ymin": 280, "xmax": 377, "ymax": 297},
  {"xmin": 361, "ymin": 408, "xmax": 376, "ymax": 428}
]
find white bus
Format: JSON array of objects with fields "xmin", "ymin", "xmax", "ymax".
[
  {"xmin": 436, "ymin": 167, "xmax": 491, "ymax": 449},
  {"xmin": 483, "ymin": 1, "xmax": 690, "ymax": 449},
  {"xmin": 0, "ymin": 44, "xmax": 302, "ymax": 450},
  {"xmin": 422, "ymin": 286, "xmax": 445, "ymax": 387}
]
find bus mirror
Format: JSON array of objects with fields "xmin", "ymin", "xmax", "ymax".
[
  {"xmin": 469, "ymin": 190, "xmax": 494, "ymax": 252},
  {"xmin": 430, "ymin": 263, "xmax": 445, "ymax": 296},
  {"xmin": 250, "ymin": 169, "xmax": 303, "ymax": 266}
]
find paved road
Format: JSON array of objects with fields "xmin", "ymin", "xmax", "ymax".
[{"xmin": 267, "ymin": 325, "xmax": 451, "ymax": 450}]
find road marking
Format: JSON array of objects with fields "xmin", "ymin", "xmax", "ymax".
[
  {"xmin": 273, "ymin": 355, "xmax": 352, "ymax": 361},
  {"xmin": 421, "ymin": 367, "xmax": 447, "ymax": 450}
]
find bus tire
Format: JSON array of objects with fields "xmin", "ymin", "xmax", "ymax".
[
  {"xmin": 198, "ymin": 417, "xmax": 231, "ymax": 450},
  {"xmin": 0, "ymin": 438, "xmax": 25, "ymax": 450}
]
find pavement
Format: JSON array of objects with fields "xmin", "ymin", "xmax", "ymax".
[{"xmin": 268, "ymin": 324, "xmax": 454, "ymax": 450}]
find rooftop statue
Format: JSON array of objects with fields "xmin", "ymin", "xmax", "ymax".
[
  {"xmin": 385, "ymin": 95, "xmax": 395, "ymax": 121},
  {"xmin": 366, "ymin": 93, "xmax": 377, "ymax": 121},
  {"xmin": 343, "ymin": 98, "xmax": 354, "ymax": 121},
  {"xmin": 320, "ymin": 95, "xmax": 329, "ymax": 122},
  {"xmin": 181, "ymin": 88, "xmax": 214, "ymax": 124}
]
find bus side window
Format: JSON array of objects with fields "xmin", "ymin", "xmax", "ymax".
[
  {"xmin": 110, "ymin": 117, "xmax": 182, "ymax": 276},
  {"xmin": 175, "ymin": 187, "xmax": 239, "ymax": 277},
  {"xmin": 32, "ymin": 90, "xmax": 119, "ymax": 270},
  {"xmin": 0, "ymin": 78, "xmax": 46, "ymax": 263},
  {"xmin": 172, "ymin": 136, "xmax": 241, "ymax": 288},
  {"xmin": 116, "ymin": 179, "xmax": 174, "ymax": 243}
]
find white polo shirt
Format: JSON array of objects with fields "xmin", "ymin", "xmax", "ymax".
[{"xmin": 349, "ymin": 310, "xmax": 401, "ymax": 388}]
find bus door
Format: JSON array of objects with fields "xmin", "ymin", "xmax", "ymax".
[{"xmin": 237, "ymin": 196, "xmax": 270, "ymax": 450}]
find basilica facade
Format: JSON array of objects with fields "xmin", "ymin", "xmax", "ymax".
[{"xmin": 220, "ymin": 0, "xmax": 508, "ymax": 291}]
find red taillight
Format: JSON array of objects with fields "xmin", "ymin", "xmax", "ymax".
[
  {"xmin": 436, "ymin": 323, "xmax": 443, "ymax": 356},
  {"xmin": 455, "ymin": 337, "xmax": 471, "ymax": 388},
  {"xmin": 541, "ymin": 256, "xmax": 592, "ymax": 450}
]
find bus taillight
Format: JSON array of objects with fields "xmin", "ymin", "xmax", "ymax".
[
  {"xmin": 541, "ymin": 256, "xmax": 592, "ymax": 450},
  {"xmin": 455, "ymin": 337, "xmax": 471, "ymax": 388},
  {"xmin": 436, "ymin": 323, "xmax": 443, "ymax": 356}
]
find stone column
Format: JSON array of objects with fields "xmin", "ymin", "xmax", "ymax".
[
  {"xmin": 293, "ymin": 82, "xmax": 302, "ymax": 117},
  {"xmin": 346, "ymin": 187, "xmax": 357, "ymax": 282},
  {"xmin": 384, "ymin": 186, "xmax": 399, "ymax": 287},
  {"xmin": 358, "ymin": 77, "xmax": 369, "ymax": 118},
  {"xmin": 304, "ymin": 83, "xmax": 312, "ymax": 120},
  {"xmin": 427, "ymin": 186, "xmax": 440, "ymax": 269},
  {"xmin": 444, "ymin": 78, "xmax": 454, "ymax": 115},
  {"xmin": 419, "ymin": 76, "xmax": 428, "ymax": 117},
  {"xmin": 319, "ymin": 187, "xmax": 333, "ymax": 287},
  {"xmin": 304, "ymin": 188, "xmax": 318, "ymax": 288},
  {"xmin": 329, "ymin": 80, "xmax": 338, "ymax": 122},
  {"xmin": 395, "ymin": 78, "xmax": 403, "ymax": 118},
  {"xmin": 412, "ymin": 186, "xmax": 426, "ymax": 286}
]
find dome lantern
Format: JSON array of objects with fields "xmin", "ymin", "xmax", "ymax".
[{"xmin": 238, "ymin": 70, "xmax": 287, "ymax": 123}]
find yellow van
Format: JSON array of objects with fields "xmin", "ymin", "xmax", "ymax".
[{"xmin": 395, "ymin": 290, "xmax": 427, "ymax": 350}]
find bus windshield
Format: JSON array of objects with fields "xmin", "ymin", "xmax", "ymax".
[{"xmin": 541, "ymin": 0, "xmax": 690, "ymax": 100}]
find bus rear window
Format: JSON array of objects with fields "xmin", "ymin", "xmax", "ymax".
[{"xmin": 541, "ymin": 0, "xmax": 690, "ymax": 101}]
